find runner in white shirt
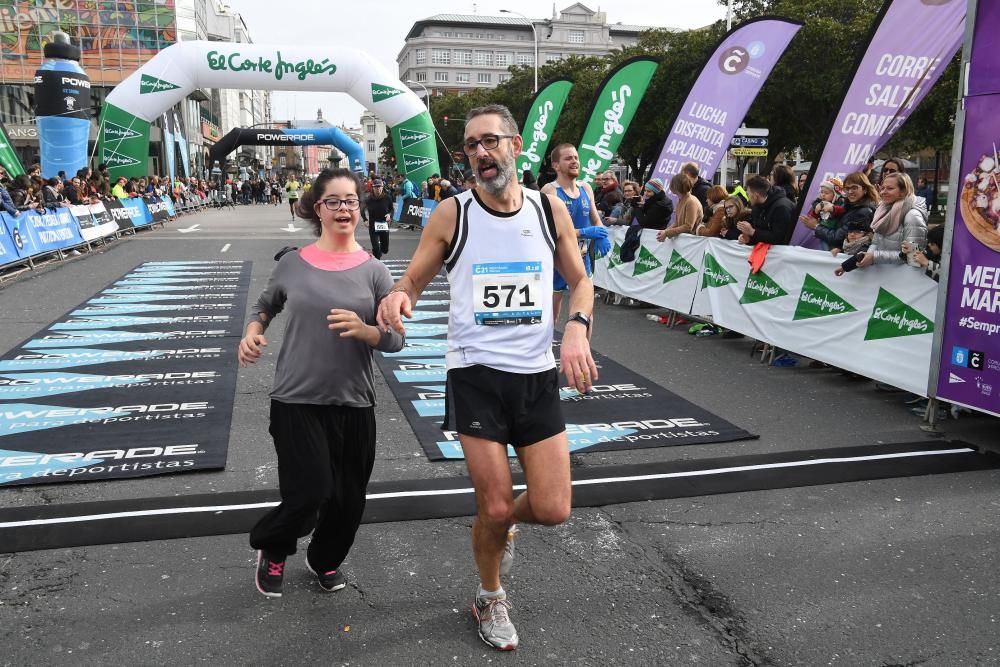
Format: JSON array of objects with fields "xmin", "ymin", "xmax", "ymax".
[{"xmin": 378, "ymin": 104, "xmax": 597, "ymax": 652}]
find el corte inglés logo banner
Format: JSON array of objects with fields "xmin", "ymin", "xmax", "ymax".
[
  {"xmin": 103, "ymin": 122, "xmax": 142, "ymax": 141},
  {"xmin": 740, "ymin": 270, "xmax": 787, "ymax": 305},
  {"xmin": 864, "ymin": 287, "xmax": 934, "ymax": 340},
  {"xmin": 701, "ymin": 253, "xmax": 737, "ymax": 289},
  {"xmin": 399, "ymin": 130, "xmax": 431, "ymax": 149},
  {"xmin": 663, "ymin": 250, "xmax": 697, "ymax": 284},
  {"xmin": 403, "ymin": 154, "xmax": 433, "ymax": 171},
  {"xmin": 632, "ymin": 246, "xmax": 663, "ymax": 277},
  {"xmin": 372, "ymin": 83, "xmax": 404, "ymax": 103},
  {"xmin": 793, "ymin": 273, "xmax": 856, "ymax": 320},
  {"xmin": 140, "ymin": 74, "xmax": 181, "ymax": 94},
  {"xmin": 101, "ymin": 152, "xmax": 141, "ymax": 168}
]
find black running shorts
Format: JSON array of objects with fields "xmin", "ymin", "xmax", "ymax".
[{"xmin": 442, "ymin": 364, "xmax": 565, "ymax": 448}]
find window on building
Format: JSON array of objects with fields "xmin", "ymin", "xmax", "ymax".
[
  {"xmin": 415, "ymin": 49, "xmax": 425, "ymax": 64},
  {"xmin": 366, "ymin": 123, "xmax": 376, "ymax": 133},
  {"xmin": 474, "ymin": 51, "xmax": 493, "ymax": 66},
  {"xmin": 545, "ymin": 53, "xmax": 561, "ymax": 63},
  {"xmin": 569, "ymin": 30, "xmax": 585, "ymax": 44},
  {"xmin": 279, "ymin": 155, "xmax": 286, "ymax": 167},
  {"xmin": 442, "ymin": 31, "xmax": 453, "ymax": 37},
  {"xmin": 435, "ymin": 72, "xmax": 449, "ymax": 83},
  {"xmin": 476, "ymin": 33, "xmax": 485, "ymax": 39},
  {"xmin": 367, "ymin": 140, "xmax": 376, "ymax": 152},
  {"xmin": 517, "ymin": 34, "xmax": 527, "ymax": 41},
  {"xmin": 496, "ymin": 53, "xmax": 510, "ymax": 67},
  {"xmin": 455, "ymin": 49, "xmax": 472, "ymax": 65},
  {"xmin": 432, "ymin": 49, "xmax": 450, "ymax": 65},
  {"xmin": 456, "ymin": 72, "xmax": 470, "ymax": 83},
  {"xmin": 516, "ymin": 53, "xmax": 534, "ymax": 66},
  {"xmin": 478, "ymin": 73, "xmax": 492, "ymax": 84},
  {"xmin": 498, "ymin": 74, "xmax": 510, "ymax": 83},
  {"xmin": 416, "ymin": 71, "xmax": 427, "ymax": 82}
]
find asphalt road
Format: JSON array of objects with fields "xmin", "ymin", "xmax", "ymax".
[{"xmin": 1, "ymin": 203, "xmax": 998, "ymax": 666}]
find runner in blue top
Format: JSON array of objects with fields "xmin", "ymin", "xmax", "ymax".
[{"xmin": 540, "ymin": 143, "xmax": 609, "ymax": 321}]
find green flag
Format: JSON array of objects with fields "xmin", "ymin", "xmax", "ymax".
[
  {"xmin": 0, "ymin": 120, "xmax": 25, "ymax": 178},
  {"xmin": 516, "ymin": 78, "xmax": 573, "ymax": 178},
  {"xmin": 97, "ymin": 103, "xmax": 151, "ymax": 179},
  {"xmin": 390, "ymin": 111, "xmax": 441, "ymax": 185},
  {"xmin": 576, "ymin": 57, "xmax": 659, "ymax": 187}
]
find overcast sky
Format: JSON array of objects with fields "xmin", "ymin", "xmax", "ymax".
[{"xmin": 227, "ymin": 0, "xmax": 728, "ymax": 127}]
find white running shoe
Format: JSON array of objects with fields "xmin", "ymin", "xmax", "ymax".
[{"xmin": 472, "ymin": 591, "xmax": 518, "ymax": 651}]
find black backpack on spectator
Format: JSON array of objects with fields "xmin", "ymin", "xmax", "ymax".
[{"xmin": 619, "ymin": 222, "xmax": 642, "ymax": 263}]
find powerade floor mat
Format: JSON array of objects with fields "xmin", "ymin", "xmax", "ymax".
[
  {"xmin": 373, "ymin": 260, "xmax": 757, "ymax": 461},
  {"xmin": 0, "ymin": 261, "xmax": 251, "ymax": 486}
]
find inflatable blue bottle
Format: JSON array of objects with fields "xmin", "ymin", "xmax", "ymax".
[{"xmin": 34, "ymin": 31, "xmax": 91, "ymax": 178}]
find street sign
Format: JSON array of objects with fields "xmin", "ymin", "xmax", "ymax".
[
  {"xmin": 730, "ymin": 136, "xmax": 769, "ymax": 148},
  {"xmin": 734, "ymin": 127, "xmax": 769, "ymax": 137},
  {"xmin": 731, "ymin": 147, "xmax": 768, "ymax": 157}
]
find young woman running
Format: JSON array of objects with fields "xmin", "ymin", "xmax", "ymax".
[{"xmin": 239, "ymin": 168, "xmax": 404, "ymax": 598}]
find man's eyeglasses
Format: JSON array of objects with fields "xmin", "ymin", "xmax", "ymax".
[
  {"xmin": 320, "ymin": 197, "xmax": 361, "ymax": 211},
  {"xmin": 462, "ymin": 134, "xmax": 515, "ymax": 155}
]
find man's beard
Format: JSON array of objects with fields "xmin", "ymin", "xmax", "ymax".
[{"xmin": 477, "ymin": 153, "xmax": 515, "ymax": 196}]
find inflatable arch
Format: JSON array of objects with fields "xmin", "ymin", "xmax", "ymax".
[
  {"xmin": 97, "ymin": 41, "xmax": 439, "ymax": 181},
  {"xmin": 208, "ymin": 126, "xmax": 368, "ymax": 177}
]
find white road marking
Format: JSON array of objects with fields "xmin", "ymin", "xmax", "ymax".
[
  {"xmin": 220, "ymin": 243, "xmax": 231, "ymax": 253},
  {"xmin": 0, "ymin": 449, "xmax": 975, "ymax": 529}
]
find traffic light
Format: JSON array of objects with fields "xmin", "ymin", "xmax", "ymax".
[{"xmin": 443, "ymin": 115, "xmax": 449, "ymax": 126}]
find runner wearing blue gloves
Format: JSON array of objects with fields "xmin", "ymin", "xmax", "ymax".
[{"xmin": 540, "ymin": 143, "xmax": 609, "ymax": 322}]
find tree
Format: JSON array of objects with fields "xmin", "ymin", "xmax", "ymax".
[{"xmin": 725, "ymin": 0, "xmax": 961, "ymax": 165}]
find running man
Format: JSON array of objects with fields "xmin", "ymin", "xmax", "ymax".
[
  {"xmin": 285, "ymin": 174, "xmax": 302, "ymax": 221},
  {"xmin": 378, "ymin": 104, "xmax": 597, "ymax": 651},
  {"xmin": 363, "ymin": 177, "xmax": 394, "ymax": 259},
  {"xmin": 539, "ymin": 144, "xmax": 608, "ymax": 322}
]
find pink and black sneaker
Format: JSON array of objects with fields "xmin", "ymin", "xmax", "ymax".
[
  {"xmin": 255, "ymin": 550, "xmax": 285, "ymax": 598},
  {"xmin": 305, "ymin": 558, "xmax": 347, "ymax": 592}
]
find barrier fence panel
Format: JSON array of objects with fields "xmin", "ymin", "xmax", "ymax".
[
  {"xmin": 1, "ymin": 196, "xmax": 172, "ymax": 271},
  {"xmin": 86, "ymin": 203, "xmax": 119, "ymax": 241},
  {"xmin": 595, "ymin": 233, "xmax": 939, "ymax": 395},
  {"xmin": 595, "ymin": 229, "xmax": 707, "ymax": 315},
  {"xmin": 0, "ymin": 214, "xmax": 21, "ymax": 264}
]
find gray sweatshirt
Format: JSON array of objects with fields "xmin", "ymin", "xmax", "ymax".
[{"xmin": 249, "ymin": 252, "xmax": 404, "ymax": 407}]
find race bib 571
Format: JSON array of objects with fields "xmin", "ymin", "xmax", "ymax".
[{"xmin": 471, "ymin": 261, "xmax": 543, "ymax": 326}]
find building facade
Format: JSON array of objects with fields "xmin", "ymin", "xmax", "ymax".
[
  {"xmin": 360, "ymin": 109, "xmax": 388, "ymax": 174},
  {"xmin": 397, "ymin": 3, "xmax": 654, "ymax": 96},
  {"xmin": 0, "ymin": 0, "xmax": 271, "ymax": 179}
]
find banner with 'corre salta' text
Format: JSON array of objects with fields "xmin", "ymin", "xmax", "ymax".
[{"xmin": 791, "ymin": 0, "xmax": 965, "ymax": 248}]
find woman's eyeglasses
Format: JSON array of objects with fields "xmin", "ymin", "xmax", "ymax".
[{"xmin": 320, "ymin": 197, "xmax": 361, "ymax": 211}]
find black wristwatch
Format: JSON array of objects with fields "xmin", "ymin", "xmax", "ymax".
[{"xmin": 567, "ymin": 312, "xmax": 592, "ymax": 332}]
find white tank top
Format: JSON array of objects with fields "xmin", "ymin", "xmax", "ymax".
[{"xmin": 444, "ymin": 188, "xmax": 557, "ymax": 373}]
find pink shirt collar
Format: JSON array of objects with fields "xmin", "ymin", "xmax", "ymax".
[{"xmin": 298, "ymin": 244, "xmax": 371, "ymax": 271}]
